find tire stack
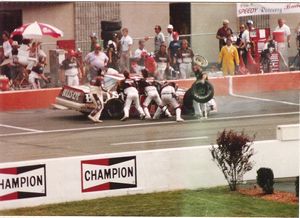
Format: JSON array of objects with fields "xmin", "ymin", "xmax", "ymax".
[{"xmin": 100, "ymin": 20, "xmax": 122, "ymax": 49}]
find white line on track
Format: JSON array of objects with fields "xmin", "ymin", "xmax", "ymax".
[
  {"xmin": 230, "ymin": 93, "xmax": 300, "ymax": 106},
  {"xmin": 0, "ymin": 124, "xmax": 43, "ymax": 132},
  {"xmin": 110, "ymin": 136, "xmax": 209, "ymax": 146},
  {"xmin": 0, "ymin": 111, "xmax": 298, "ymax": 137}
]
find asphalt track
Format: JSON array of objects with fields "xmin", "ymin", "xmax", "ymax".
[{"xmin": 0, "ymin": 90, "xmax": 299, "ymax": 163}]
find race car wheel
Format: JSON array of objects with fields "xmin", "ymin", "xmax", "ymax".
[
  {"xmin": 101, "ymin": 20, "xmax": 122, "ymax": 31},
  {"xmin": 104, "ymin": 98, "xmax": 124, "ymax": 119},
  {"xmin": 191, "ymin": 80, "xmax": 214, "ymax": 103}
]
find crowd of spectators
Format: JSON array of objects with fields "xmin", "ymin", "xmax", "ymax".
[{"xmin": 0, "ymin": 18, "xmax": 298, "ymax": 91}]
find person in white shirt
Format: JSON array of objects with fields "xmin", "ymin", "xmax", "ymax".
[
  {"xmin": 274, "ymin": 18, "xmax": 291, "ymax": 71},
  {"xmin": 85, "ymin": 43, "xmax": 109, "ymax": 82},
  {"xmin": 133, "ymin": 39, "xmax": 148, "ymax": 75},
  {"xmin": 154, "ymin": 25, "xmax": 165, "ymax": 53},
  {"xmin": 166, "ymin": 24, "xmax": 174, "ymax": 47},
  {"xmin": 120, "ymin": 28, "xmax": 133, "ymax": 72}
]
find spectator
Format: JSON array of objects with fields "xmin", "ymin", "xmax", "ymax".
[
  {"xmin": 90, "ymin": 32, "xmax": 99, "ymax": 52},
  {"xmin": 176, "ymin": 39, "xmax": 194, "ymax": 79},
  {"xmin": 1, "ymin": 31, "xmax": 12, "ymax": 82},
  {"xmin": 133, "ymin": 39, "xmax": 148, "ymax": 75},
  {"xmin": 154, "ymin": 42, "xmax": 170, "ymax": 80},
  {"xmin": 28, "ymin": 56, "xmax": 49, "ymax": 89},
  {"xmin": 218, "ymin": 36, "xmax": 239, "ymax": 76},
  {"xmin": 236, "ymin": 24, "xmax": 247, "ymax": 65},
  {"xmin": 27, "ymin": 42, "xmax": 47, "ymax": 73},
  {"xmin": 85, "ymin": 43, "xmax": 109, "ymax": 82},
  {"xmin": 106, "ymin": 33, "xmax": 120, "ymax": 71},
  {"xmin": 216, "ymin": 19, "xmax": 233, "ymax": 51},
  {"xmin": 274, "ymin": 18, "xmax": 291, "ymax": 70},
  {"xmin": 166, "ymin": 24, "xmax": 174, "ymax": 46},
  {"xmin": 154, "ymin": 25, "xmax": 165, "ymax": 53},
  {"xmin": 60, "ymin": 49, "xmax": 82, "ymax": 86},
  {"xmin": 168, "ymin": 31, "xmax": 181, "ymax": 68},
  {"xmin": 120, "ymin": 28, "xmax": 133, "ymax": 72}
]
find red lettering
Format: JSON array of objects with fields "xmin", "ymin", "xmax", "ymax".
[{"xmin": 239, "ymin": 7, "xmax": 258, "ymax": 15}]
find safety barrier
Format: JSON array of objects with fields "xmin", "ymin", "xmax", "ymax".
[
  {"xmin": 0, "ymin": 71, "xmax": 299, "ymax": 111},
  {"xmin": 0, "ymin": 138, "xmax": 298, "ymax": 210}
]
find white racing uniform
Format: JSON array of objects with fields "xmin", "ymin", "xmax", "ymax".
[
  {"xmin": 153, "ymin": 83, "xmax": 184, "ymax": 122},
  {"xmin": 88, "ymin": 84, "xmax": 104, "ymax": 123},
  {"xmin": 119, "ymin": 78, "xmax": 145, "ymax": 121},
  {"xmin": 193, "ymin": 98, "xmax": 217, "ymax": 119}
]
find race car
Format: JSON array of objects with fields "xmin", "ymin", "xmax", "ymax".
[{"xmin": 53, "ymin": 70, "xmax": 215, "ymax": 119}]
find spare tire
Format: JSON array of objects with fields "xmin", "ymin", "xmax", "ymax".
[
  {"xmin": 104, "ymin": 98, "xmax": 124, "ymax": 119},
  {"xmin": 101, "ymin": 20, "xmax": 122, "ymax": 31},
  {"xmin": 191, "ymin": 80, "xmax": 214, "ymax": 103}
]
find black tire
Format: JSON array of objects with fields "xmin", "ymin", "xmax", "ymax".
[
  {"xmin": 191, "ymin": 80, "xmax": 214, "ymax": 103},
  {"xmin": 101, "ymin": 30, "xmax": 122, "ymax": 48},
  {"xmin": 182, "ymin": 88, "xmax": 194, "ymax": 114},
  {"xmin": 104, "ymin": 98, "xmax": 124, "ymax": 119},
  {"xmin": 101, "ymin": 20, "xmax": 122, "ymax": 31}
]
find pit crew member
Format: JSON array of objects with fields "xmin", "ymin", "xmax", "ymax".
[
  {"xmin": 60, "ymin": 49, "xmax": 82, "ymax": 86},
  {"xmin": 176, "ymin": 39, "xmax": 194, "ymax": 79}
]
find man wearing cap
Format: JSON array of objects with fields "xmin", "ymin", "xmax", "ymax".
[
  {"xmin": 274, "ymin": 18, "xmax": 291, "ymax": 71},
  {"xmin": 216, "ymin": 19, "xmax": 233, "ymax": 51},
  {"xmin": 60, "ymin": 50, "xmax": 82, "ymax": 86},
  {"xmin": 120, "ymin": 28, "xmax": 133, "ymax": 72},
  {"xmin": 166, "ymin": 24, "xmax": 174, "ymax": 47},
  {"xmin": 154, "ymin": 25, "xmax": 165, "ymax": 53},
  {"xmin": 85, "ymin": 44, "xmax": 109, "ymax": 82}
]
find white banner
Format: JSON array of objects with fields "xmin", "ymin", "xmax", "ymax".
[{"xmin": 237, "ymin": 3, "xmax": 300, "ymax": 17}]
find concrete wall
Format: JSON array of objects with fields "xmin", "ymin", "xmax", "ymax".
[
  {"xmin": 120, "ymin": 2, "xmax": 169, "ymax": 52},
  {"xmin": 0, "ymin": 139, "xmax": 298, "ymax": 210},
  {"xmin": 191, "ymin": 3, "xmax": 237, "ymax": 63}
]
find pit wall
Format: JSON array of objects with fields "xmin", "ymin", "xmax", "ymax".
[
  {"xmin": 0, "ymin": 139, "xmax": 298, "ymax": 210},
  {"xmin": 0, "ymin": 71, "xmax": 299, "ymax": 111}
]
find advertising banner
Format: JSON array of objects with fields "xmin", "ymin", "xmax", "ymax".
[
  {"xmin": 237, "ymin": 3, "xmax": 300, "ymax": 17},
  {"xmin": 0, "ymin": 164, "xmax": 46, "ymax": 201},
  {"xmin": 81, "ymin": 156, "xmax": 137, "ymax": 193}
]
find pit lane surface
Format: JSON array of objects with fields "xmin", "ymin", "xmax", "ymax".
[{"xmin": 0, "ymin": 90, "xmax": 299, "ymax": 163}]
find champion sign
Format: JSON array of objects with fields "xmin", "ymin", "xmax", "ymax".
[
  {"xmin": 0, "ymin": 164, "xmax": 46, "ymax": 201},
  {"xmin": 81, "ymin": 156, "xmax": 137, "ymax": 192}
]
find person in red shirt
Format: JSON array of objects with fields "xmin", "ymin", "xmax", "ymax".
[{"xmin": 216, "ymin": 19, "xmax": 233, "ymax": 51}]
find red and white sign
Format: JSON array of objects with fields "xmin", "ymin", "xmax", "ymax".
[
  {"xmin": 81, "ymin": 156, "xmax": 137, "ymax": 193},
  {"xmin": 237, "ymin": 3, "xmax": 300, "ymax": 17}
]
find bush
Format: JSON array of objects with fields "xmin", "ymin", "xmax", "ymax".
[
  {"xmin": 296, "ymin": 176, "xmax": 299, "ymax": 197},
  {"xmin": 210, "ymin": 129, "xmax": 255, "ymax": 191},
  {"xmin": 256, "ymin": 168, "xmax": 274, "ymax": 194}
]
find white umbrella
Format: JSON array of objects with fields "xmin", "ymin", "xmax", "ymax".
[{"xmin": 11, "ymin": 21, "xmax": 64, "ymax": 39}]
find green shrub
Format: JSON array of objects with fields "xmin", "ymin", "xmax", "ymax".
[{"xmin": 256, "ymin": 168, "xmax": 274, "ymax": 194}]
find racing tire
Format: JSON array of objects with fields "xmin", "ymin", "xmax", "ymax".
[
  {"xmin": 191, "ymin": 80, "xmax": 214, "ymax": 103},
  {"xmin": 101, "ymin": 20, "xmax": 122, "ymax": 31},
  {"xmin": 104, "ymin": 98, "xmax": 124, "ymax": 119}
]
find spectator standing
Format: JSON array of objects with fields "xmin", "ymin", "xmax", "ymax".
[
  {"xmin": 107, "ymin": 33, "xmax": 120, "ymax": 71},
  {"xmin": 168, "ymin": 31, "xmax": 181, "ymax": 68},
  {"xmin": 154, "ymin": 42, "xmax": 170, "ymax": 80},
  {"xmin": 236, "ymin": 24, "xmax": 247, "ymax": 65},
  {"xmin": 133, "ymin": 39, "xmax": 148, "ymax": 75},
  {"xmin": 1, "ymin": 31, "xmax": 12, "ymax": 81},
  {"xmin": 28, "ymin": 56, "xmax": 49, "ymax": 89},
  {"xmin": 274, "ymin": 18, "xmax": 291, "ymax": 70},
  {"xmin": 166, "ymin": 24, "xmax": 174, "ymax": 47},
  {"xmin": 216, "ymin": 19, "xmax": 233, "ymax": 51},
  {"xmin": 60, "ymin": 49, "xmax": 82, "ymax": 86},
  {"xmin": 90, "ymin": 33, "xmax": 99, "ymax": 52},
  {"xmin": 120, "ymin": 28, "xmax": 133, "ymax": 72},
  {"xmin": 218, "ymin": 37, "xmax": 239, "ymax": 76},
  {"xmin": 154, "ymin": 25, "xmax": 165, "ymax": 53},
  {"xmin": 176, "ymin": 39, "xmax": 194, "ymax": 79},
  {"xmin": 85, "ymin": 43, "xmax": 109, "ymax": 82}
]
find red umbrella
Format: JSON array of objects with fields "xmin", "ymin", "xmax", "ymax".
[{"xmin": 10, "ymin": 21, "xmax": 64, "ymax": 39}]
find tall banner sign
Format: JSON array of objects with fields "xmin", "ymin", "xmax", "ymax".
[{"xmin": 237, "ymin": 3, "xmax": 300, "ymax": 17}]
